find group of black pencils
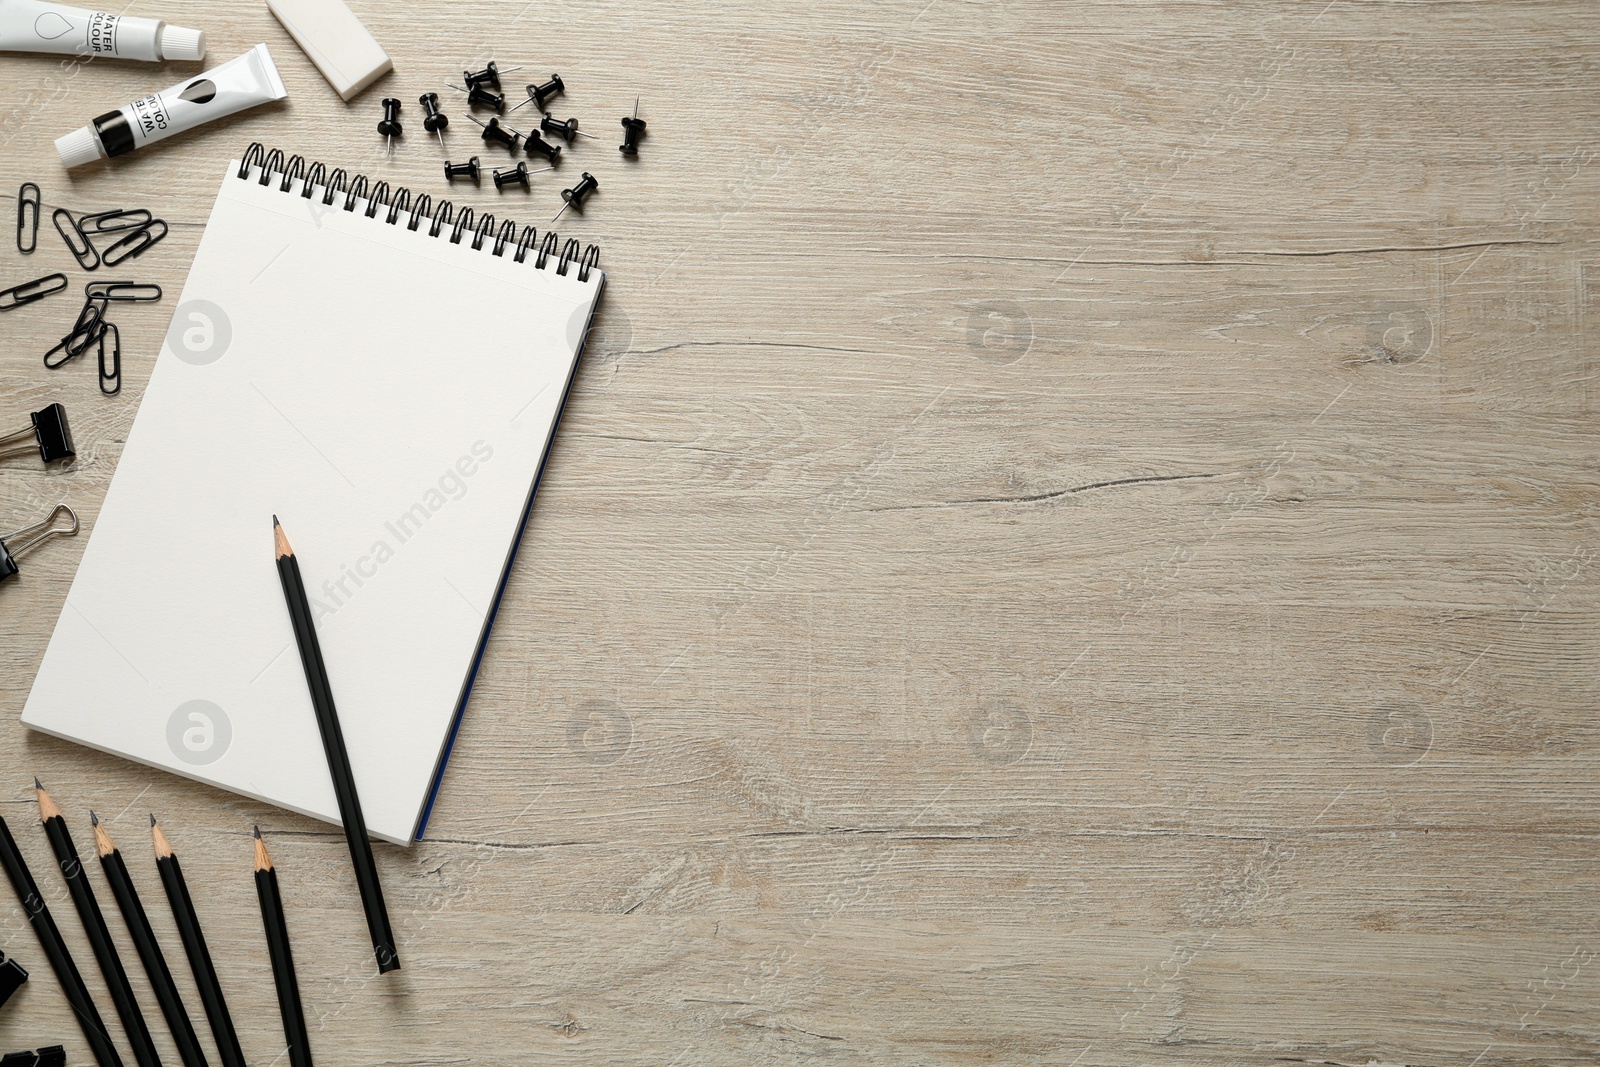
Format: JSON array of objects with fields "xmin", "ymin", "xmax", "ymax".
[{"xmin": 0, "ymin": 787, "xmax": 310, "ymax": 1067}]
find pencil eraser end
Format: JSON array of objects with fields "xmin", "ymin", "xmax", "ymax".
[
  {"xmin": 266, "ymin": 0, "xmax": 392, "ymax": 101},
  {"xmin": 159, "ymin": 25, "xmax": 206, "ymax": 62},
  {"xmin": 55, "ymin": 126, "xmax": 105, "ymax": 169}
]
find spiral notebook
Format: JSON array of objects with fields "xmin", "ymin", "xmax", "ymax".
[{"xmin": 23, "ymin": 145, "xmax": 605, "ymax": 845}]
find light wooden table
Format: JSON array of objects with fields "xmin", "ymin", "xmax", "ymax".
[{"xmin": 2, "ymin": 1, "xmax": 1597, "ymax": 1064}]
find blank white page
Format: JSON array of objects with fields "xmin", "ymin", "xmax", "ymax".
[{"xmin": 23, "ymin": 154, "xmax": 604, "ymax": 844}]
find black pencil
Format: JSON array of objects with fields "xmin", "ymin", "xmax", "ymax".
[
  {"xmin": 253, "ymin": 827, "xmax": 312, "ymax": 1067},
  {"xmin": 151, "ymin": 818, "xmax": 247, "ymax": 1067},
  {"xmin": 273, "ymin": 516, "xmax": 400, "ymax": 973},
  {"xmin": 35, "ymin": 782, "xmax": 161, "ymax": 1067},
  {"xmin": 0, "ymin": 814, "xmax": 124, "ymax": 1067},
  {"xmin": 91, "ymin": 813, "xmax": 210, "ymax": 1067}
]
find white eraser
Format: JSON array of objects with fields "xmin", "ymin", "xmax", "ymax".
[{"xmin": 266, "ymin": 0, "xmax": 392, "ymax": 101}]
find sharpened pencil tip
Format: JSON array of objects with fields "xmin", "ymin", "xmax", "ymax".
[
  {"xmin": 253, "ymin": 824, "xmax": 261, "ymax": 839},
  {"xmin": 89, "ymin": 810, "xmax": 99, "ymax": 825},
  {"xmin": 273, "ymin": 515, "xmax": 280, "ymax": 527},
  {"xmin": 33, "ymin": 777, "xmax": 41, "ymax": 790},
  {"xmin": 150, "ymin": 813, "xmax": 157, "ymax": 826}
]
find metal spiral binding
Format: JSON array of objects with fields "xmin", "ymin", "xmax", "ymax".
[{"xmin": 236, "ymin": 142, "xmax": 599, "ymax": 281}]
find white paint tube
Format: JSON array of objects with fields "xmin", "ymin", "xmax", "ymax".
[
  {"xmin": 55, "ymin": 44, "xmax": 287, "ymax": 168},
  {"xmin": 0, "ymin": 0, "xmax": 205, "ymax": 61}
]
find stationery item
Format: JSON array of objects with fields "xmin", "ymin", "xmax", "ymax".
[
  {"xmin": 419, "ymin": 92, "xmax": 448, "ymax": 148},
  {"xmin": 0, "ymin": 0, "xmax": 204, "ymax": 60},
  {"xmin": 540, "ymin": 115, "xmax": 592, "ymax": 143},
  {"xmin": 473, "ymin": 115, "xmax": 520, "ymax": 151},
  {"xmin": 1, "ymin": 504, "xmax": 79, "ymax": 581},
  {"xmin": 0, "ymin": 816, "xmax": 123, "ymax": 1067},
  {"xmin": 493, "ymin": 162, "xmax": 535, "ymax": 191},
  {"xmin": 45, "ymin": 294, "xmax": 109, "ymax": 367},
  {"xmin": 80, "ymin": 209, "xmax": 154, "ymax": 234},
  {"xmin": 91, "ymin": 813, "xmax": 210, "ymax": 1067},
  {"xmin": 0, "ymin": 273, "xmax": 67, "ymax": 312},
  {"xmin": 274, "ymin": 517, "xmax": 399, "ymax": 973},
  {"xmin": 151, "ymin": 819, "xmax": 246, "ymax": 1067},
  {"xmin": 511, "ymin": 74, "xmax": 564, "ymax": 114},
  {"xmin": 464, "ymin": 62, "xmax": 518, "ymax": 91},
  {"xmin": 451, "ymin": 82, "xmax": 504, "ymax": 112},
  {"xmin": 443, "ymin": 157, "xmax": 480, "ymax": 183},
  {"xmin": 34, "ymin": 784, "xmax": 161, "ymax": 1067},
  {"xmin": 524, "ymin": 130, "xmax": 561, "ymax": 165},
  {"xmin": 55, "ymin": 45, "xmax": 287, "ymax": 169},
  {"xmin": 266, "ymin": 0, "xmax": 390, "ymax": 101},
  {"xmin": 0, "ymin": 950, "xmax": 27, "ymax": 1009},
  {"xmin": 100, "ymin": 219, "xmax": 168, "ymax": 266},
  {"xmin": 2, "ymin": 1049, "xmax": 67, "ymax": 1067},
  {"xmin": 86, "ymin": 281, "xmax": 162, "ymax": 301},
  {"xmin": 23, "ymin": 143, "xmax": 605, "ymax": 844},
  {"xmin": 17, "ymin": 183, "xmax": 40, "ymax": 253},
  {"xmin": 253, "ymin": 828, "xmax": 312, "ymax": 1067},
  {"xmin": 554, "ymin": 172, "xmax": 598, "ymax": 223},
  {"xmin": 54, "ymin": 208, "xmax": 98, "ymax": 269},
  {"xmin": 98, "ymin": 321, "xmax": 121, "ymax": 395},
  {"xmin": 0, "ymin": 405, "xmax": 73, "ymax": 464},
  {"xmin": 376, "ymin": 98, "xmax": 402, "ymax": 158}
]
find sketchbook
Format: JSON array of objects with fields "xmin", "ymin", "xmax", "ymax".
[{"xmin": 23, "ymin": 143, "xmax": 604, "ymax": 844}]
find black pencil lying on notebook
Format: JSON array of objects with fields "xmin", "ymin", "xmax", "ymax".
[
  {"xmin": 152, "ymin": 817, "xmax": 248, "ymax": 1067},
  {"xmin": 274, "ymin": 516, "xmax": 400, "ymax": 973},
  {"xmin": 0, "ymin": 814, "xmax": 123, "ymax": 1067},
  {"xmin": 91, "ymin": 812, "xmax": 210, "ymax": 1067},
  {"xmin": 36, "ymin": 782, "xmax": 162, "ymax": 1067},
  {"xmin": 254, "ymin": 827, "xmax": 312, "ymax": 1067}
]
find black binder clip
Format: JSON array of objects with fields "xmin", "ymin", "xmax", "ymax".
[
  {"xmin": 0, "ymin": 405, "xmax": 74, "ymax": 465},
  {"xmin": 0, "ymin": 504, "xmax": 79, "ymax": 581},
  {"xmin": 0, "ymin": 948, "xmax": 26, "ymax": 1009},
  {"xmin": 1, "ymin": 1050, "xmax": 64, "ymax": 1067}
]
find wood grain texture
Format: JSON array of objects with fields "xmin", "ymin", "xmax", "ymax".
[{"xmin": 2, "ymin": 0, "xmax": 1598, "ymax": 1064}]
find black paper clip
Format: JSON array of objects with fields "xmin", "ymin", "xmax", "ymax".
[
  {"xmin": 79, "ymin": 208, "xmax": 152, "ymax": 234},
  {"xmin": 0, "ymin": 404, "xmax": 74, "ymax": 464},
  {"xmin": 101, "ymin": 218, "xmax": 168, "ymax": 267},
  {"xmin": 43, "ymin": 296, "xmax": 108, "ymax": 368},
  {"xmin": 16, "ymin": 183, "xmax": 40, "ymax": 254},
  {"xmin": 97, "ymin": 321, "xmax": 121, "ymax": 395},
  {"xmin": 52, "ymin": 207, "xmax": 98, "ymax": 270},
  {"xmin": 0, "ymin": 504, "xmax": 79, "ymax": 581},
  {"xmin": 85, "ymin": 280, "xmax": 161, "ymax": 302},
  {"xmin": 0, "ymin": 273, "xmax": 67, "ymax": 312}
]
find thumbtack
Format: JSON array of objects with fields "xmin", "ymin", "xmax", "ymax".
[
  {"xmin": 0, "ymin": 503, "xmax": 79, "ymax": 581},
  {"xmin": 377, "ymin": 97, "xmax": 403, "ymax": 158},
  {"xmin": 524, "ymin": 129, "xmax": 562, "ymax": 165},
  {"xmin": 540, "ymin": 115, "xmax": 593, "ymax": 143},
  {"xmin": 470, "ymin": 115, "xmax": 521, "ymax": 152},
  {"xmin": 552, "ymin": 171, "xmax": 597, "ymax": 223},
  {"xmin": 620, "ymin": 96, "xmax": 647, "ymax": 156},
  {"xmin": 493, "ymin": 162, "xmax": 531, "ymax": 191},
  {"xmin": 464, "ymin": 61, "xmax": 520, "ymax": 90},
  {"xmin": 443, "ymin": 157, "xmax": 481, "ymax": 183},
  {"xmin": 511, "ymin": 73, "xmax": 565, "ymax": 113},
  {"xmin": 0, "ymin": 404, "xmax": 74, "ymax": 465},
  {"xmin": 419, "ymin": 92, "xmax": 449, "ymax": 149},
  {"xmin": 448, "ymin": 82, "xmax": 505, "ymax": 113}
]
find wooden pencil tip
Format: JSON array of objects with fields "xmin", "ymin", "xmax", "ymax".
[
  {"xmin": 151, "ymin": 819, "xmax": 173, "ymax": 858},
  {"xmin": 272, "ymin": 515, "xmax": 280, "ymax": 527},
  {"xmin": 89, "ymin": 809, "xmax": 99, "ymax": 826},
  {"xmin": 252, "ymin": 824, "xmax": 261, "ymax": 839},
  {"xmin": 149, "ymin": 813, "xmax": 157, "ymax": 827},
  {"xmin": 35, "ymin": 784, "xmax": 60, "ymax": 821},
  {"xmin": 273, "ymin": 518, "xmax": 293, "ymax": 559},
  {"xmin": 32, "ymin": 776, "xmax": 42, "ymax": 790},
  {"xmin": 92, "ymin": 817, "xmax": 114, "ymax": 857},
  {"xmin": 253, "ymin": 828, "xmax": 272, "ymax": 871}
]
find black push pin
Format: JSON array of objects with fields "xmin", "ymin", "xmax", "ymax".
[
  {"xmin": 419, "ymin": 92, "xmax": 449, "ymax": 149},
  {"xmin": 444, "ymin": 157, "xmax": 481, "ymax": 183},
  {"xmin": 470, "ymin": 115, "xmax": 521, "ymax": 152},
  {"xmin": 511, "ymin": 73, "xmax": 565, "ymax": 113},
  {"xmin": 0, "ymin": 404, "xmax": 73, "ymax": 465},
  {"xmin": 377, "ymin": 97, "xmax": 403, "ymax": 158},
  {"xmin": 464, "ymin": 61, "xmax": 520, "ymax": 90},
  {"xmin": 493, "ymin": 162, "xmax": 531, "ymax": 191},
  {"xmin": 449, "ymin": 83, "xmax": 505, "ymax": 113},
  {"xmin": 0, "ymin": 503, "xmax": 78, "ymax": 581},
  {"xmin": 524, "ymin": 129, "xmax": 562, "ymax": 165},
  {"xmin": 620, "ymin": 96, "xmax": 647, "ymax": 155},
  {"xmin": 552, "ymin": 171, "xmax": 597, "ymax": 222},
  {"xmin": 540, "ymin": 114, "xmax": 594, "ymax": 143}
]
